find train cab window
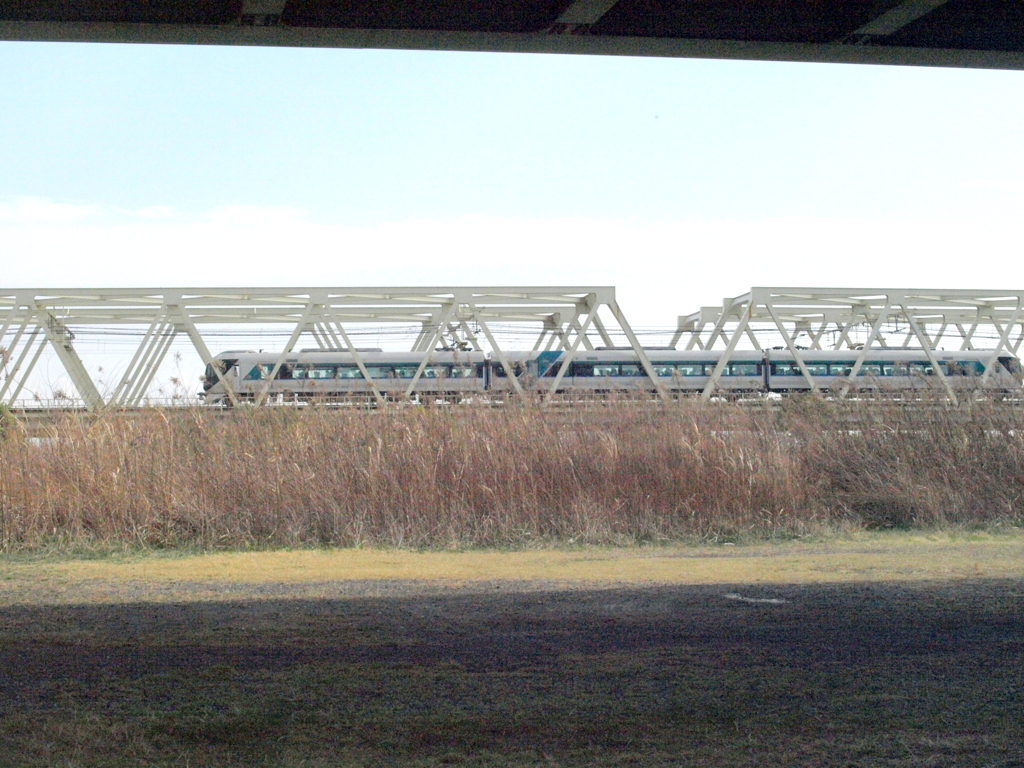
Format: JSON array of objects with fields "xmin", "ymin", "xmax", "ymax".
[
  {"xmin": 593, "ymin": 364, "xmax": 618, "ymax": 377},
  {"xmin": 999, "ymin": 356, "xmax": 1022, "ymax": 375},
  {"xmin": 727, "ymin": 362, "xmax": 760, "ymax": 376},
  {"xmin": 620, "ymin": 364, "xmax": 644, "ymax": 376},
  {"xmin": 244, "ymin": 365, "xmax": 263, "ymax": 380},
  {"xmin": 675, "ymin": 363, "xmax": 706, "ymax": 376}
]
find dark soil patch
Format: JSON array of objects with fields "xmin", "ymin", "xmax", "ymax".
[{"xmin": 1, "ymin": 579, "xmax": 1022, "ymax": 766}]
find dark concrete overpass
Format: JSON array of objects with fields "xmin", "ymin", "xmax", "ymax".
[{"xmin": 1, "ymin": 1, "xmax": 1022, "ymax": 70}]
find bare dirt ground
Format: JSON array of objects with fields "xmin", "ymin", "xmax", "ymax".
[{"xmin": 1, "ymin": 535, "xmax": 1023, "ymax": 767}]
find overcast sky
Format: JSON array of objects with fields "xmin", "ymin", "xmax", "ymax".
[{"xmin": 2, "ymin": 41, "xmax": 1023, "ymax": 328}]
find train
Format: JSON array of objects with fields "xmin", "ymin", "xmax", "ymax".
[{"xmin": 199, "ymin": 347, "xmax": 1023, "ymax": 404}]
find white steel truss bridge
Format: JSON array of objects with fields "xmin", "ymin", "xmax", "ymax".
[
  {"xmin": 0, "ymin": 286, "xmax": 654, "ymax": 411},
  {"xmin": 670, "ymin": 287, "xmax": 1024, "ymax": 403}
]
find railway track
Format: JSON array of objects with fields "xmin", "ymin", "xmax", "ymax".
[{"xmin": 5, "ymin": 392, "xmax": 1023, "ymax": 437}]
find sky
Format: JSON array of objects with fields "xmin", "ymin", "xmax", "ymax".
[{"xmin": 2, "ymin": 39, "xmax": 1024, "ymax": 333}]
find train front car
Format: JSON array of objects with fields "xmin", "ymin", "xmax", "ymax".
[
  {"xmin": 199, "ymin": 351, "xmax": 255, "ymax": 405},
  {"xmin": 765, "ymin": 349, "xmax": 1024, "ymax": 394},
  {"xmin": 203, "ymin": 349, "xmax": 487, "ymax": 404}
]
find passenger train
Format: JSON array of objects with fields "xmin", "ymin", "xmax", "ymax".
[{"xmin": 199, "ymin": 347, "xmax": 1023, "ymax": 404}]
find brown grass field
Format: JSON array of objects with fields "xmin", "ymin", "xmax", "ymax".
[
  {"xmin": 2, "ymin": 397, "xmax": 1024, "ymax": 550},
  {"xmin": 1, "ymin": 400, "xmax": 1023, "ymax": 765},
  {"xmin": 1, "ymin": 534, "xmax": 1023, "ymax": 767}
]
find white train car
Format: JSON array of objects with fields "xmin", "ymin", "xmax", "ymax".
[
  {"xmin": 488, "ymin": 350, "xmax": 764, "ymax": 394},
  {"xmin": 201, "ymin": 349, "xmax": 487, "ymax": 404},
  {"xmin": 200, "ymin": 347, "xmax": 1022, "ymax": 403},
  {"xmin": 765, "ymin": 349, "xmax": 1023, "ymax": 392}
]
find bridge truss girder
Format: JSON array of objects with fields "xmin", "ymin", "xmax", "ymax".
[
  {"xmin": 671, "ymin": 287, "xmax": 1024, "ymax": 402},
  {"xmin": 0, "ymin": 286, "xmax": 661, "ymax": 411}
]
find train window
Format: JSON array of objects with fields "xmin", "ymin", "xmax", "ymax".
[
  {"xmin": 307, "ymin": 366, "xmax": 336, "ymax": 379},
  {"xmin": 419, "ymin": 366, "xmax": 445, "ymax": 379},
  {"xmin": 829, "ymin": 363, "xmax": 853, "ymax": 376},
  {"xmin": 291, "ymin": 365, "xmax": 309, "ymax": 379},
  {"xmin": 728, "ymin": 363, "xmax": 759, "ymax": 376},
  {"xmin": 493, "ymin": 362, "xmax": 526, "ymax": 377},
  {"xmin": 393, "ymin": 366, "xmax": 420, "ymax": 378},
  {"xmin": 771, "ymin": 362, "xmax": 800, "ymax": 376},
  {"xmin": 449, "ymin": 365, "xmax": 476, "ymax": 378},
  {"xmin": 571, "ymin": 363, "xmax": 595, "ymax": 377},
  {"xmin": 859, "ymin": 364, "xmax": 883, "ymax": 376},
  {"xmin": 908, "ymin": 362, "xmax": 934, "ymax": 375},
  {"xmin": 620, "ymin": 364, "xmax": 644, "ymax": 376},
  {"xmin": 337, "ymin": 365, "xmax": 362, "ymax": 379},
  {"xmin": 541, "ymin": 362, "xmax": 562, "ymax": 377},
  {"xmin": 361, "ymin": 366, "xmax": 392, "ymax": 378},
  {"xmin": 675, "ymin": 363, "xmax": 706, "ymax": 376},
  {"xmin": 593, "ymin": 364, "xmax": 618, "ymax": 377},
  {"xmin": 653, "ymin": 365, "xmax": 675, "ymax": 377},
  {"xmin": 963, "ymin": 361, "xmax": 984, "ymax": 375},
  {"xmin": 254, "ymin": 363, "xmax": 296, "ymax": 379},
  {"xmin": 244, "ymin": 365, "xmax": 263, "ymax": 380},
  {"xmin": 800, "ymin": 363, "xmax": 828, "ymax": 376},
  {"xmin": 941, "ymin": 361, "xmax": 983, "ymax": 376}
]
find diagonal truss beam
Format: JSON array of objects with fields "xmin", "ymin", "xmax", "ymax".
[{"xmin": 851, "ymin": 0, "xmax": 951, "ymax": 38}]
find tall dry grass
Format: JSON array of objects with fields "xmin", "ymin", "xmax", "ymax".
[{"xmin": 0, "ymin": 396, "xmax": 1022, "ymax": 550}]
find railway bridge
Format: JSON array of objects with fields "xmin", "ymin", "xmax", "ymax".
[{"xmin": 2, "ymin": 286, "xmax": 1023, "ymax": 412}]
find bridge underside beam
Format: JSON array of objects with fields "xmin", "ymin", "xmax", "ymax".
[{"xmin": 1, "ymin": 9, "xmax": 1023, "ymax": 72}]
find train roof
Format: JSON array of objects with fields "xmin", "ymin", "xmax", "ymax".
[
  {"xmin": 765, "ymin": 348, "xmax": 1016, "ymax": 360},
  {"xmin": 219, "ymin": 350, "xmax": 486, "ymax": 363}
]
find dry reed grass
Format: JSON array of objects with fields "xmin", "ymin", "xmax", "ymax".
[{"xmin": 1, "ymin": 396, "xmax": 1022, "ymax": 550}]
